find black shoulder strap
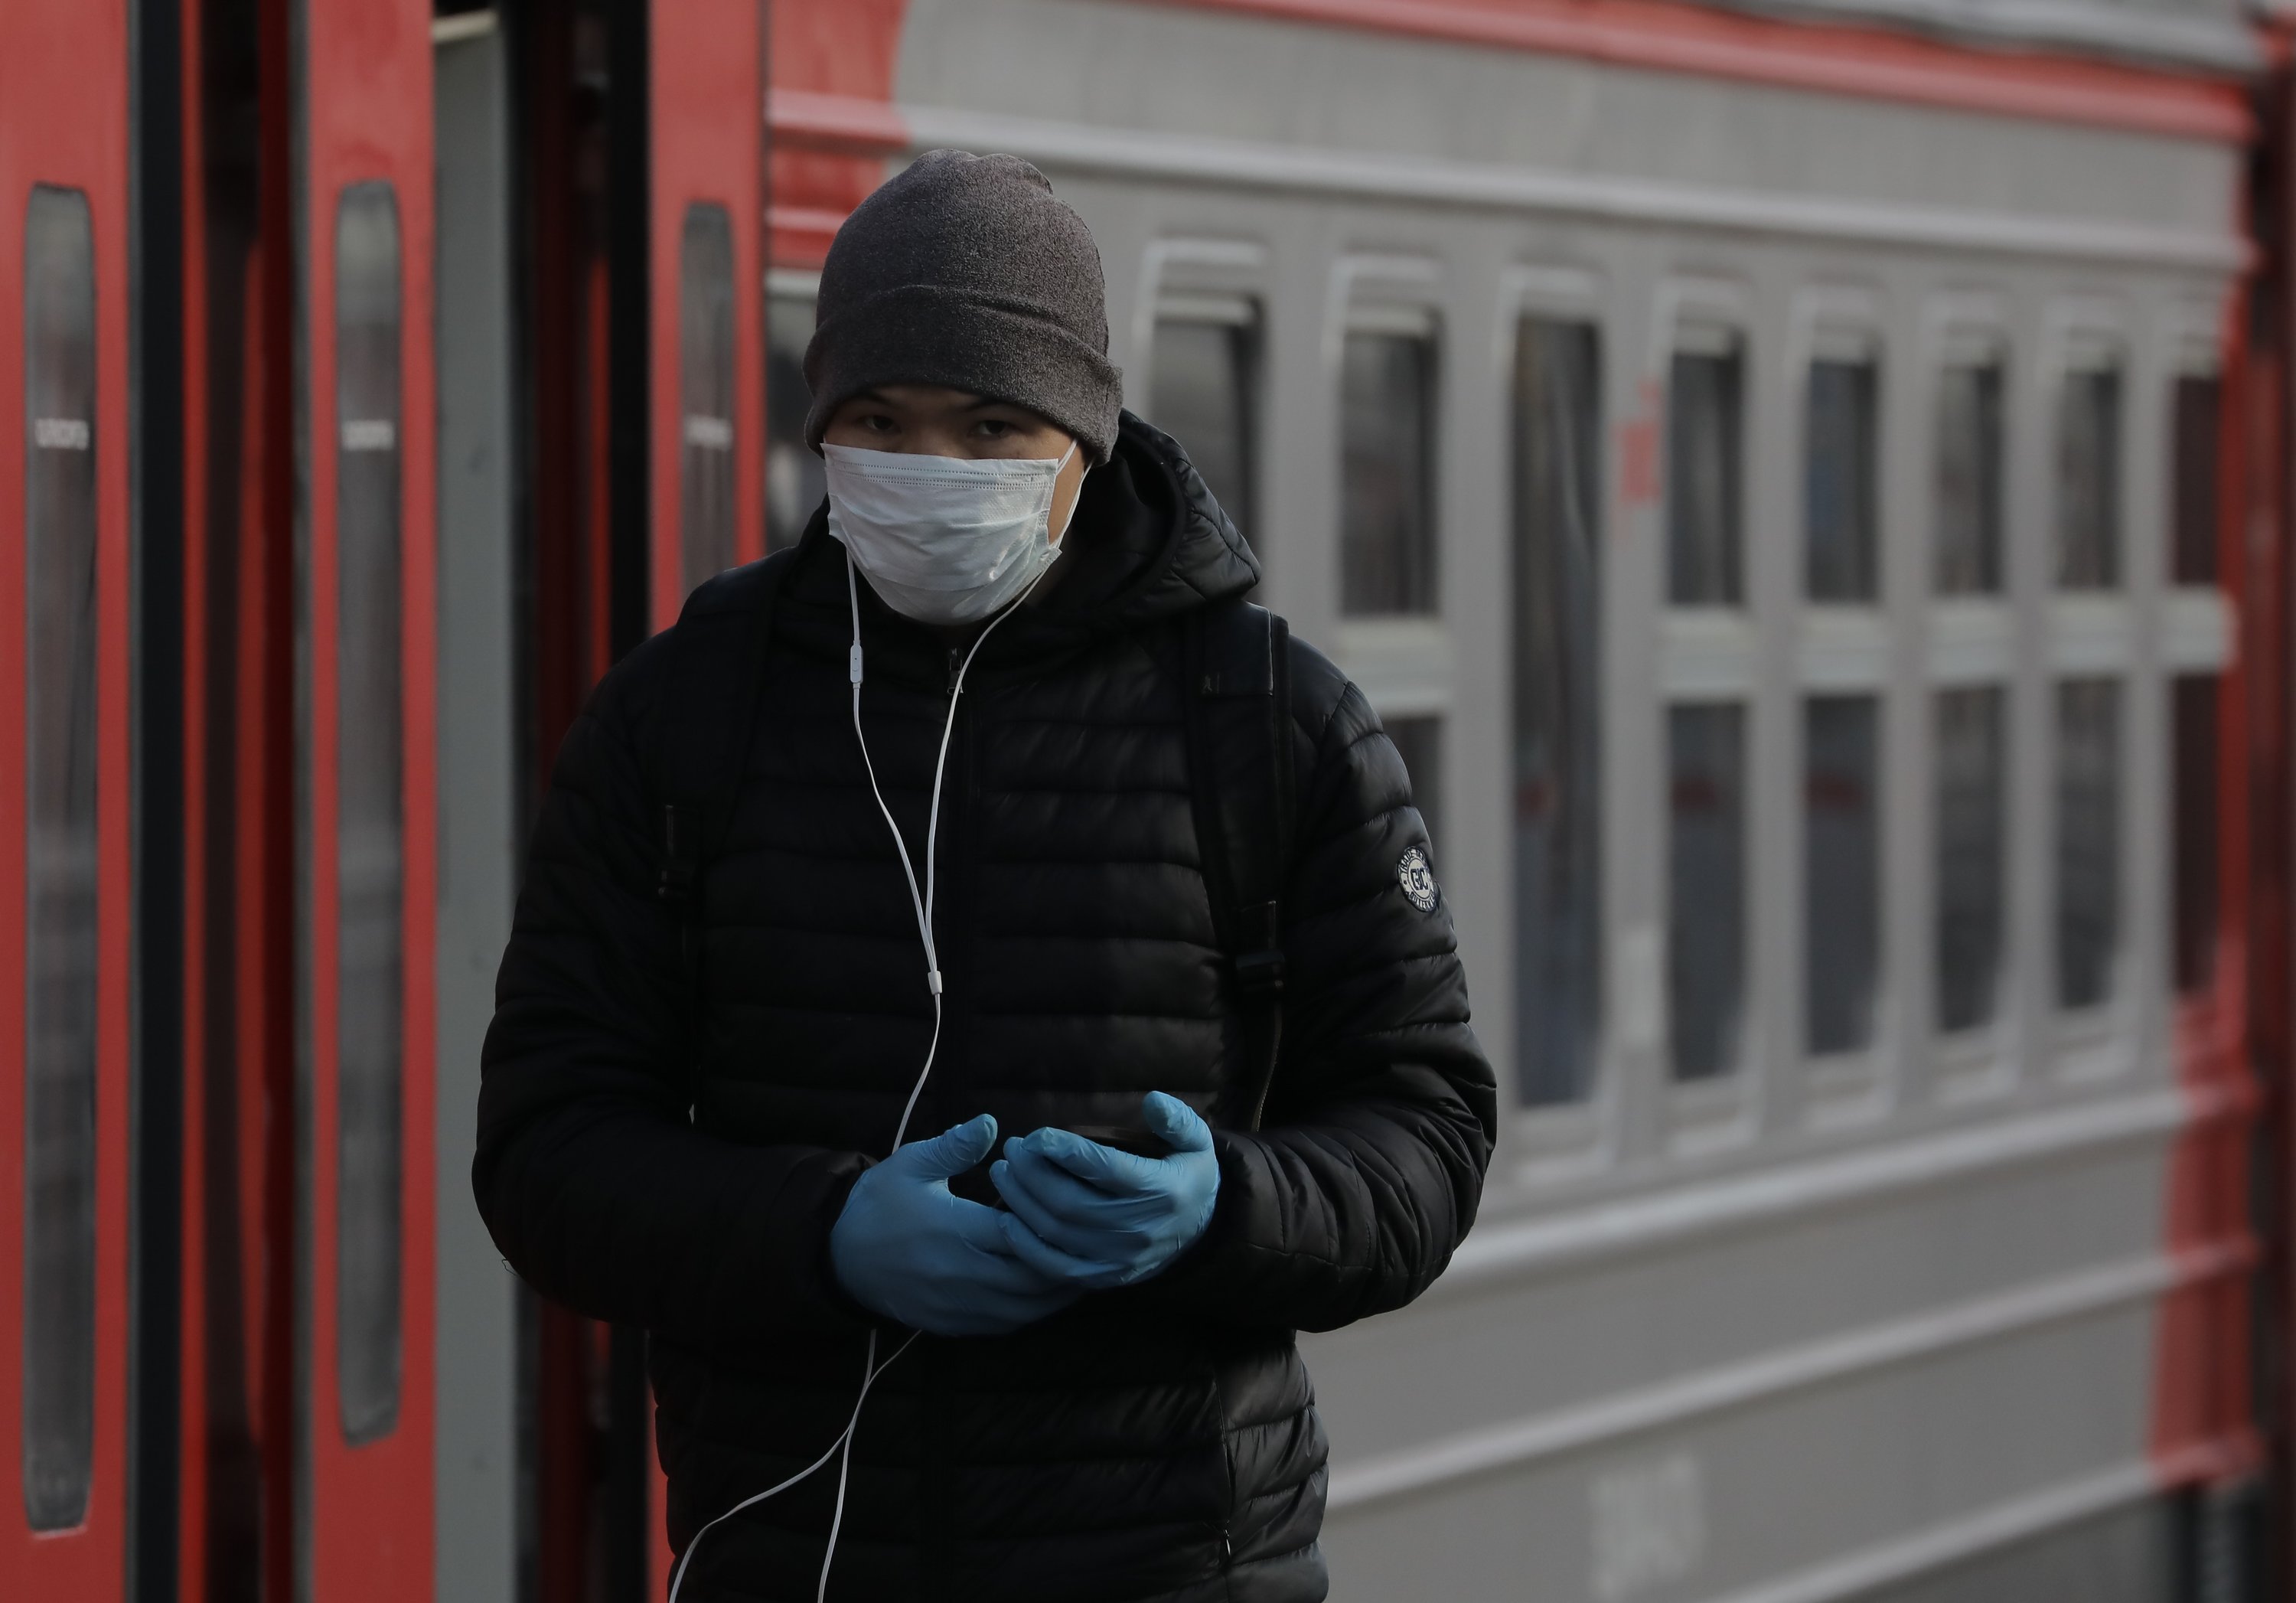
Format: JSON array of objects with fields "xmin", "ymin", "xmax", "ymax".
[
  {"xmin": 1181, "ymin": 597, "xmax": 1296, "ymax": 1130},
  {"xmin": 653, "ymin": 550, "xmax": 797, "ymax": 934}
]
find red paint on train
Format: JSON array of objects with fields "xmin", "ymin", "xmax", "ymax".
[
  {"xmin": 0, "ymin": 2, "xmax": 135, "ymax": 1595},
  {"xmin": 647, "ymin": 11, "xmax": 773, "ymax": 1580},
  {"xmin": 2149, "ymin": 258, "xmax": 2269, "ymax": 1496},
  {"xmin": 649, "ymin": 0, "xmax": 771, "ymax": 628},
  {"xmin": 300, "ymin": 3, "xmax": 441, "ymax": 1598},
  {"xmin": 768, "ymin": 0, "xmax": 909, "ymax": 266}
]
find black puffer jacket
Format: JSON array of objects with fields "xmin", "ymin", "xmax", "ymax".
[{"xmin": 477, "ymin": 415, "xmax": 1496, "ymax": 1601}]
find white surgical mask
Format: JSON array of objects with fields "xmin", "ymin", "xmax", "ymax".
[{"xmin": 823, "ymin": 440, "xmax": 1081, "ymax": 626}]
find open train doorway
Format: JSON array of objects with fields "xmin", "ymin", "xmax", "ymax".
[{"xmin": 461, "ymin": 3, "xmax": 768, "ymax": 1598}]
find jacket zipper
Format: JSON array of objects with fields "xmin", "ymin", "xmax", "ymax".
[
  {"xmin": 930, "ymin": 645, "xmax": 977, "ymax": 1138},
  {"xmin": 923, "ymin": 647, "xmax": 966, "ymax": 1590}
]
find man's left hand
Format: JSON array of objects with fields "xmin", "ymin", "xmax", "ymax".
[{"xmin": 990, "ymin": 1092, "xmax": 1220, "ymax": 1289}]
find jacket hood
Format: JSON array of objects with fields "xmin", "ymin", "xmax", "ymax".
[{"xmin": 775, "ymin": 410, "xmax": 1260, "ymax": 683}]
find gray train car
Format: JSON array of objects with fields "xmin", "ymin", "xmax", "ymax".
[
  {"xmin": 9, "ymin": 2, "xmax": 2276, "ymax": 1601},
  {"xmin": 753, "ymin": 1, "xmax": 2271, "ymax": 1597}
]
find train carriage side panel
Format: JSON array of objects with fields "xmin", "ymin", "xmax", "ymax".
[
  {"xmin": 870, "ymin": 1, "xmax": 2265, "ymax": 1597},
  {"xmin": 298, "ymin": 1, "xmax": 439, "ymax": 1596},
  {"xmin": 767, "ymin": 0, "xmax": 912, "ymax": 266},
  {"xmin": 651, "ymin": 0, "xmax": 769, "ymax": 628},
  {"xmin": 0, "ymin": 2, "xmax": 136, "ymax": 1598}
]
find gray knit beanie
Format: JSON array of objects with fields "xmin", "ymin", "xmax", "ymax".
[{"xmin": 803, "ymin": 150, "xmax": 1124, "ymax": 462}]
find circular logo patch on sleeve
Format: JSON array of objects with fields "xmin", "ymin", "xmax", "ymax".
[{"xmin": 1397, "ymin": 847, "xmax": 1440, "ymax": 912}]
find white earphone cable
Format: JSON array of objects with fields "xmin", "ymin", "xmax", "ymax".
[{"xmin": 668, "ymin": 538, "xmax": 1062, "ymax": 1603}]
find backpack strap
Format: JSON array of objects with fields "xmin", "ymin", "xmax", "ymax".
[
  {"xmin": 651, "ymin": 550, "xmax": 797, "ymax": 964},
  {"xmin": 1180, "ymin": 597, "xmax": 1296, "ymax": 1131}
]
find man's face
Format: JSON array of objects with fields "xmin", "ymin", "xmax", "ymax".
[{"xmin": 824, "ymin": 384, "xmax": 1087, "ymax": 543}]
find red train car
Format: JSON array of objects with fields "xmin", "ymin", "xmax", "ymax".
[{"xmin": 4, "ymin": 0, "xmax": 2296, "ymax": 1599}]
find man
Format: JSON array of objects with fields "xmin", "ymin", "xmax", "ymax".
[{"xmin": 477, "ymin": 149, "xmax": 1495, "ymax": 1601}]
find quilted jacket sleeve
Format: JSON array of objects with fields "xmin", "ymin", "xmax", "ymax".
[
  {"xmin": 473, "ymin": 642, "xmax": 869, "ymax": 1350},
  {"xmin": 1142, "ymin": 639, "xmax": 1498, "ymax": 1333}
]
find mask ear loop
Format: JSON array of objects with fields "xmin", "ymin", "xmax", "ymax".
[
  {"xmin": 668, "ymin": 511, "xmax": 1076, "ymax": 1603},
  {"xmin": 1048, "ymin": 439, "xmax": 1083, "ymax": 543}
]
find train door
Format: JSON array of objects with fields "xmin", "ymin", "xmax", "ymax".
[
  {"xmin": 643, "ymin": 14, "xmax": 767, "ymax": 1581},
  {"xmin": 0, "ymin": 3, "xmax": 135, "ymax": 1599},
  {"xmin": 648, "ymin": 0, "xmax": 768, "ymax": 627},
  {"xmin": 508, "ymin": 5, "xmax": 765, "ymax": 1592},
  {"xmin": 297, "ymin": 4, "xmax": 439, "ymax": 1597}
]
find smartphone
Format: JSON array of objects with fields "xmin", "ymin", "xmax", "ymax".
[{"xmin": 948, "ymin": 1121, "xmax": 1172, "ymax": 1209}]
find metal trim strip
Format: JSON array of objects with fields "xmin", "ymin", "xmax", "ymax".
[
  {"xmin": 1444, "ymin": 1086, "xmax": 2193, "ymax": 1288},
  {"xmin": 1329, "ymin": 1237, "xmax": 2249, "ymax": 1509},
  {"xmin": 899, "ymin": 103, "xmax": 2252, "ymax": 273},
  {"xmin": 1691, "ymin": 1454, "xmax": 2211, "ymax": 1603}
]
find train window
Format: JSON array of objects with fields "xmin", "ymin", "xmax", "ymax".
[
  {"xmin": 2055, "ymin": 677, "xmax": 2122, "ymax": 1010},
  {"xmin": 22, "ymin": 182, "xmax": 99, "ymax": 1533},
  {"xmin": 2171, "ymin": 373, "xmax": 2221, "ymax": 588},
  {"xmin": 679, "ymin": 202, "xmax": 735, "ymax": 592},
  {"xmin": 1667, "ymin": 328, "xmax": 1743, "ymax": 606},
  {"xmin": 1512, "ymin": 317, "xmax": 1603, "ymax": 1108},
  {"xmin": 1935, "ymin": 686, "xmax": 2006, "ymax": 1033},
  {"xmin": 1805, "ymin": 695, "xmax": 1881, "ymax": 1055},
  {"xmin": 1388, "ymin": 716, "xmax": 1443, "ymax": 854},
  {"xmin": 1150, "ymin": 296, "xmax": 1258, "ymax": 553},
  {"xmin": 1934, "ymin": 353, "xmax": 2004, "ymax": 595},
  {"xmin": 2056, "ymin": 355, "xmax": 2122, "ymax": 589},
  {"xmin": 1668, "ymin": 702, "xmax": 1746, "ymax": 1081},
  {"xmin": 1339, "ymin": 318, "xmax": 1437, "ymax": 615},
  {"xmin": 1804, "ymin": 344, "xmax": 1878, "ymax": 602},
  {"xmin": 2173, "ymin": 674, "xmax": 2220, "ymax": 995},
  {"xmin": 334, "ymin": 181, "xmax": 404, "ymax": 1446},
  {"xmin": 766, "ymin": 279, "xmax": 823, "ymax": 551}
]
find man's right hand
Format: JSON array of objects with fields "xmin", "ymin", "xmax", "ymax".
[{"xmin": 829, "ymin": 1115, "xmax": 1079, "ymax": 1337}]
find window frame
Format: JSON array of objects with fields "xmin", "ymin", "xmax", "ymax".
[
  {"xmin": 1788, "ymin": 304, "xmax": 1896, "ymax": 1122},
  {"xmin": 1337, "ymin": 300, "xmax": 1443, "ymax": 621},
  {"xmin": 1919, "ymin": 307, "xmax": 2021, "ymax": 1101},
  {"xmin": 1508, "ymin": 309, "xmax": 1607, "ymax": 1123},
  {"xmin": 1802, "ymin": 325, "xmax": 1882, "ymax": 607},
  {"xmin": 1932, "ymin": 326, "xmax": 2008, "ymax": 600},
  {"xmin": 1502, "ymin": 267, "xmax": 1621, "ymax": 1180},
  {"xmin": 2053, "ymin": 333, "xmax": 2126, "ymax": 593},
  {"xmin": 329, "ymin": 180, "xmax": 408, "ymax": 1447},
  {"xmin": 2041, "ymin": 311, "xmax": 2141, "ymax": 1077},
  {"xmin": 764, "ymin": 266, "xmax": 821, "ymax": 553},
  {"xmin": 2161, "ymin": 339, "xmax": 2235, "ymax": 1030},
  {"xmin": 1932, "ymin": 681, "xmax": 2011, "ymax": 1042},
  {"xmin": 675, "ymin": 200, "xmax": 739, "ymax": 597},
  {"xmin": 1327, "ymin": 268, "xmax": 1459, "ymax": 1033},
  {"xmin": 1146, "ymin": 289, "xmax": 1262, "ymax": 566},
  {"xmin": 19, "ymin": 180, "xmax": 103, "ymax": 1534},
  {"xmin": 1655, "ymin": 279, "xmax": 1766, "ymax": 1155}
]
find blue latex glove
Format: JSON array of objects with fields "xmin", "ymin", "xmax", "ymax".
[
  {"xmin": 989, "ymin": 1092, "xmax": 1221, "ymax": 1289},
  {"xmin": 830, "ymin": 1115, "xmax": 1080, "ymax": 1337}
]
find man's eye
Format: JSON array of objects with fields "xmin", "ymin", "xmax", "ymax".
[
  {"xmin": 975, "ymin": 419, "xmax": 1013, "ymax": 438},
  {"xmin": 860, "ymin": 414, "xmax": 897, "ymax": 432}
]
